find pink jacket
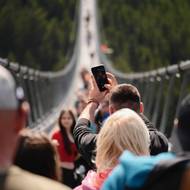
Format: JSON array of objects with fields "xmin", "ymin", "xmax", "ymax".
[{"xmin": 74, "ymin": 170, "xmax": 111, "ymax": 190}]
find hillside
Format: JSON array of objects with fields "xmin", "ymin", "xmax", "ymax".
[
  {"xmin": 99, "ymin": 0, "xmax": 190, "ymax": 72},
  {"xmin": 0, "ymin": 0, "xmax": 77, "ymax": 71}
]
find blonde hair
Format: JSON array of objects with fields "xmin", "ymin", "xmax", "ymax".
[{"xmin": 95, "ymin": 108, "xmax": 150, "ymax": 172}]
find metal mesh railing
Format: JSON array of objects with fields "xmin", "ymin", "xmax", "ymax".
[
  {"xmin": 0, "ymin": 55, "xmax": 77, "ymax": 131},
  {"xmin": 104, "ymin": 58, "xmax": 190, "ymax": 138}
]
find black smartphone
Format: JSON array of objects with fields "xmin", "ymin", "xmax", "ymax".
[{"xmin": 91, "ymin": 65, "xmax": 109, "ymax": 91}]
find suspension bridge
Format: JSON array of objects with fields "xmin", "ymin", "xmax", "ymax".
[{"xmin": 1, "ymin": 0, "xmax": 190, "ymax": 141}]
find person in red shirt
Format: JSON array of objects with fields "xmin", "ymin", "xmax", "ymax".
[{"xmin": 52, "ymin": 110, "xmax": 78, "ymax": 188}]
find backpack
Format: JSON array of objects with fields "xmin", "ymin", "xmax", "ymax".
[{"xmin": 126, "ymin": 155, "xmax": 190, "ymax": 190}]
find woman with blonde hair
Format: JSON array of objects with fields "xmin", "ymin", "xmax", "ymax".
[{"xmin": 74, "ymin": 108, "xmax": 150, "ymax": 190}]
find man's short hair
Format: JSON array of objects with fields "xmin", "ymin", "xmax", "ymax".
[{"xmin": 109, "ymin": 84, "xmax": 141, "ymax": 112}]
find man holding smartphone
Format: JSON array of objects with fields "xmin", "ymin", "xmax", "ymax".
[{"xmin": 73, "ymin": 71, "xmax": 168, "ymax": 169}]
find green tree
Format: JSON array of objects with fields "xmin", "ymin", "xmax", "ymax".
[
  {"xmin": 0, "ymin": 0, "xmax": 77, "ymax": 71},
  {"xmin": 99, "ymin": 0, "xmax": 190, "ymax": 72}
]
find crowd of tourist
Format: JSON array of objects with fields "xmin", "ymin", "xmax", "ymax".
[{"xmin": 0, "ymin": 64, "xmax": 190, "ymax": 190}]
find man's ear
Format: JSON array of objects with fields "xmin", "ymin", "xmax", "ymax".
[
  {"xmin": 140, "ymin": 102, "xmax": 144, "ymax": 113},
  {"xmin": 15, "ymin": 102, "xmax": 30, "ymax": 133},
  {"xmin": 109, "ymin": 105, "xmax": 115, "ymax": 114}
]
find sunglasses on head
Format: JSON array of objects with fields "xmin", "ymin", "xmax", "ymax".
[{"xmin": 15, "ymin": 87, "xmax": 25, "ymax": 108}]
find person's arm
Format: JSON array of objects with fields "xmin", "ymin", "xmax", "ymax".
[
  {"xmin": 73, "ymin": 75, "xmax": 107, "ymax": 168},
  {"xmin": 73, "ymin": 73, "xmax": 115, "ymax": 164},
  {"xmin": 73, "ymin": 117, "xmax": 97, "ymax": 168},
  {"xmin": 73, "ymin": 73, "xmax": 118, "ymax": 168},
  {"xmin": 78, "ymin": 101, "xmax": 99, "ymax": 123}
]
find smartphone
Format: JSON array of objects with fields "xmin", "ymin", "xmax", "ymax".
[{"xmin": 91, "ymin": 65, "xmax": 109, "ymax": 91}]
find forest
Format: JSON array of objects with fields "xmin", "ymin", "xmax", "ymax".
[
  {"xmin": 99, "ymin": 0, "xmax": 190, "ymax": 72},
  {"xmin": 0, "ymin": 0, "xmax": 76, "ymax": 71},
  {"xmin": 1, "ymin": 1, "xmax": 190, "ymax": 73}
]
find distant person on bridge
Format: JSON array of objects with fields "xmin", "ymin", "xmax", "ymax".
[
  {"xmin": 80, "ymin": 68, "xmax": 91, "ymax": 90},
  {"xmin": 73, "ymin": 72, "xmax": 168, "ymax": 169},
  {"xmin": 102, "ymin": 94, "xmax": 190, "ymax": 190},
  {"xmin": 86, "ymin": 30, "xmax": 92, "ymax": 46},
  {"xmin": 85, "ymin": 11, "xmax": 90, "ymax": 24},
  {"xmin": 52, "ymin": 109, "xmax": 78, "ymax": 188},
  {"xmin": 74, "ymin": 68, "xmax": 91, "ymax": 117},
  {"xmin": 0, "ymin": 65, "xmax": 70, "ymax": 190},
  {"xmin": 85, "ymin": 11, "xmax": 91, "ymax": 29}
]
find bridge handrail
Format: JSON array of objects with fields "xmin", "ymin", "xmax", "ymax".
[{"xmin": 0, "ymin": 52, "xmax": 77, "ymax": 129}]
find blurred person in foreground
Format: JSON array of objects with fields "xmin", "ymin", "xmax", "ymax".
[
  {"xmin": 102, "ymin": 94, "xmax": 190, "ymax": 190},
  {"xmin": 73, "ymin": 72, "xmax": 168, "ymax": 169},
  {"xmin": 0, "ymin": 65, "xmax": 70, "ymax": 190},
  {"xmin": 74, "ymin": 108, "xmax": 150, "ymax": 190},
  {"xmin": 14, "ymin": 129, "xmax": 61, "ymax": 181}
]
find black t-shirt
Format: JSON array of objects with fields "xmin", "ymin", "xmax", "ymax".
[{"xmin": 73, "ymin": 115, "xmax": 169, "ymax": 169}]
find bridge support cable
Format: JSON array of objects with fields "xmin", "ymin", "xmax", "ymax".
[
  {"xmin": 159, "ymin": 76, "xmax": 176, "ymax": 135},
  {"xmin": 145, "ymin": 79, "xmax": 158, "ymax": 120}
]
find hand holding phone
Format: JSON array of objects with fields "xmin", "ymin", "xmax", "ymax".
[{"xmin": 91, "ymin": 65, "xmax": 109, "ymax": 91}]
